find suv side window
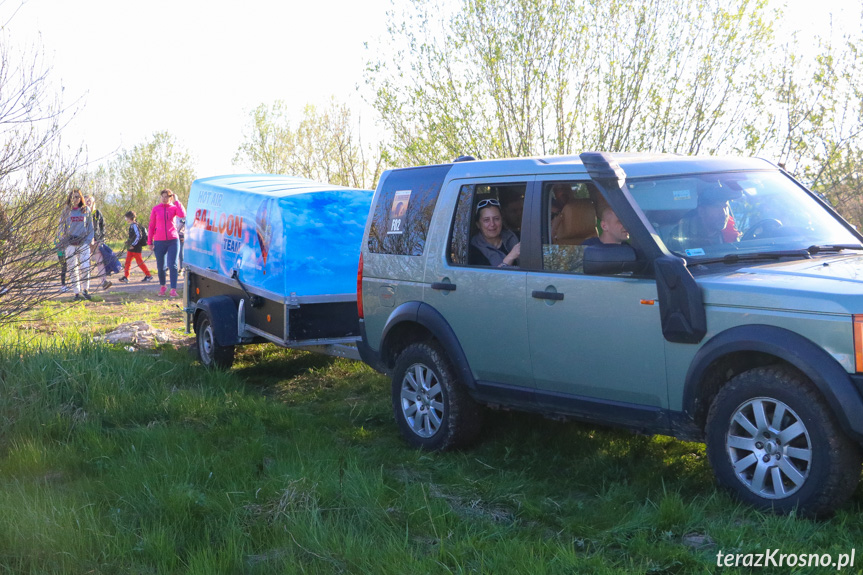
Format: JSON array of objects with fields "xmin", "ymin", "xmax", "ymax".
[
  {"xmin": 541, "ymin": 181, "xmax": 604, "ymax": 273},
  {"xmin": 448, "ymin": 182, "xmax": 526, "ymax": 266},
  {"xmin": 367, "ymin": 164, "xmax": 451, "ymax": 256}
]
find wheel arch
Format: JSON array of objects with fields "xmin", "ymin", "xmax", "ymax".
[
  {"xmin": 684, "ymin": 324, "xmax": 863, "ymax": 442},
  {"xmin": 379, "ymin": 301, "xmax": 477, "ymax": 390},
  {"xmin": 193, "ymin": 295, "xmax": 240, "ymax": 347}
]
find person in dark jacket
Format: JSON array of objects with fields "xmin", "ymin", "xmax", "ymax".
[
  {"xmin": 119, "ymin": 211, "xmax": 153, "ymax": 283},
  {"xmin": 86, "ymin": 195, "xmax": 112, "ymax": 290}
]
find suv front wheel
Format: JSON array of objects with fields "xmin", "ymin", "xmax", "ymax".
[
  {"xmin": 392, "ymin": 341, "xmax": 482, "ymax": 451},
  {"xmin": 706, "ymin": 366, "xmax": 861, "ymax": 516}
]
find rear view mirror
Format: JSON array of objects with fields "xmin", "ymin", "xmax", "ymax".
[{"xmin": 583, "ymin": 243, "xmax": 639, "ymax": 275}]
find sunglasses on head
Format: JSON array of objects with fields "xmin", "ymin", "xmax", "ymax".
[{"xmin": 476, "ymin": 198, "xmax": 500, "ymax": 212}]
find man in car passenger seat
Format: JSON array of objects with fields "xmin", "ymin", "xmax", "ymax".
[{"xmin": 583, "ymin": 207, "xmax": 629, "ymax": 246}]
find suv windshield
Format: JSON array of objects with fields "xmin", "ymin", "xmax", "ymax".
[{"xmin": 628, "ymin": 171, "xmax": 862, "ymax": 260}]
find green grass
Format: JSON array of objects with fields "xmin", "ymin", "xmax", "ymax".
[{"xmin": 0, "ymin": 301, "xmax": 861, "ymax": 573}]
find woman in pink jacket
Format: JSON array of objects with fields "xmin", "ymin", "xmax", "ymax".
[{"xmin": 148, "ymin": 188, "xmax": 186, "ymax": 297}]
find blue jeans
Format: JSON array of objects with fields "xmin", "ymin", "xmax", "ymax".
[{"xmin": 153, "ymin": 239, "xmax": 179, "ymax": 289}]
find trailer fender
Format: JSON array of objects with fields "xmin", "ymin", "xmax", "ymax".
[{"xmin": 194, "ymin": 295, "xmax": 240, "ymax": 347}]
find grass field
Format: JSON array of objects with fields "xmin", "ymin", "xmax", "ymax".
[{"xmin": 0, "ymin": 295, "xmax": 861, "ymax": 574}]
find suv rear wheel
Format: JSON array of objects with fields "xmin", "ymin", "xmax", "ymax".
[
  {"xmin": 392, "ymin": 341, "xmax": 482, "ymax": 451},
  {"xmin": 706, "ymin": 366, "xmax": 861, "ymax": 516}
]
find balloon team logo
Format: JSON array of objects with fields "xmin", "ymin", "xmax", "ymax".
[{"xmin": 256, "ymin": 198, "xmax": 276, "ymax": 268}]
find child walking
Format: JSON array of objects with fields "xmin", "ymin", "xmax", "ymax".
[{"xmin": 119, "ymin": 211, "xmax": 154, "ymax": 283}]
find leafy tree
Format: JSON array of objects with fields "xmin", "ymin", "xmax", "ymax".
[
  {"xmin": 234, "ymin": 99, "xmax": 383, "ymax": 189},
  {"xmin": 106, "ymin": 131, "xmax": 196, "ymax": 238},
  {"xmin": 0, "ymin": 25, "xmax": 81, "ymax": 319},
  {"xmin": 766, "ymin": 23, "xmax": 863, "ymax": 226},
  {"xmin": 366, "ymin": 0, "xmax": 776, "ymax": 165}
]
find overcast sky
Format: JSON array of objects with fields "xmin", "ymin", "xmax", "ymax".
[{"xmin": 4, "ymin": 0, "xmax": 861, "ymax": 178}]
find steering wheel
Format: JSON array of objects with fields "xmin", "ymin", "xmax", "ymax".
[{"xmin": 741, "ymin": 218, "xmax": 783, "ymax": 241}]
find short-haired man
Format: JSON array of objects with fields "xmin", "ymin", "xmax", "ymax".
[{"xmin": 583, "ymin": 207, "xmax": 629, "ymax": 246}]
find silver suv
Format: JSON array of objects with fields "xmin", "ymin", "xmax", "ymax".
[{"xmin": 357, "ymin": 152, "xmax": 863, "ymax": 516}]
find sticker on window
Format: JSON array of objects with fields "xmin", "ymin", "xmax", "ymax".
[
  {"xmin": 388, "ymin": 190, "xmax": 411, "ymax": 235},
  {"xmin": 673, "ymin": 190, "xmax": 691, "ymax": 201},
  {"xmin": 685, "ymin": 248, "xmax": 706, "ymax": 256}
]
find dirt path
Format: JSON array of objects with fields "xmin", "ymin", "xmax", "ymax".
[
  {"xmin": 50, "ymin": 250, "xmax": 195, "ymax": 346},
  {"xmin": 60, "ymin": 251, "xmax": 184, "ymax": 301}
]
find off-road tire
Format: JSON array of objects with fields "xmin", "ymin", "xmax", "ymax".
[
  {"xmin": 195, "ymin": 311, "xmax": 235, "ymax": 369},
  {"xmin": 706, "ymin": 366, "xmax": 861, "ymax": 517},
  {"xmin": 392, "ymin": 341, "xmax": 482, "ymax": 451}
]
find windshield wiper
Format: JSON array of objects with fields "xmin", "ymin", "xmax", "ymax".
[
  {"xmin": 687, "ymin": 250, "xmax": 812, "ymax": 266},
  {"xmin": 684, "ymin": 245, "xmax": 863, "ymax": 266},
  {"xmin": 807, "ymin": 244, "xmax": 863, "ymax": 254}
]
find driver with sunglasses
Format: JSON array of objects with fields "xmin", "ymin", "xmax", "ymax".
[{"xmin": 469, "ymin": 198, "xmax": 520, "ymax": 267}]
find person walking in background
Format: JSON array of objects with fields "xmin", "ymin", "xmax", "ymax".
[
  {"xmin": 58, "ymin": 188, "xmax": 94, "ymax": 301},
  {"xmin": 119, "ymin": 211, "xmax": 153, "ymax": 283},
  {"xmin": 86, "ymin": 195, "xmax": 112, "ymax": 290},
  {"xmin": 176, "ymin": 216, "xmax": 186, "ymax": 275},
  {"xmin": 148, "ymin": 188, "xmax": 185, "ymax": 297},
  {"xmin": 56, "ymin": 244, "xmax": 69, "ymax": 292}
]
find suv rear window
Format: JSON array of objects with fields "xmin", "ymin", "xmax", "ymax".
[{"xmin": 367, "ymin": 164, "xmax": 451, "ymax": 256}]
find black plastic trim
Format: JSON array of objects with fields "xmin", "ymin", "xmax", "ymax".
[
  {"xmin": 415, "ymin": 302, "xmax": 477, "ymax": 390},
  {"xmin": 471, "ymin": 381, "xmax": 674, "ymax": 436},
  {"xmin": 683, "ymin": 324, "xmax": 863, "ymax": 442},
  {"xmin": 654, "ymin": 256, "xmax": 707, "ymax": 343},
  {"xmin": 378, "ymin": 301, "xmax": 477, "ymax": 390},
  {"xmin": 533, "ymin": 389, "xmax": 671, "ymax": 432},
  {"xmin": 473, "ymin": 380, "xmax": 535, "ymax": 406},
  {"xmin": 378, "ymin": 300, "xmax": 421, "ymax": 355},
  {"xmin": 357, "ymin": 320, "xmax": 387, "ymax": 374},
  {"xmin": 531, "ymin": 290, "xmax": 564, "ymax": 301}
]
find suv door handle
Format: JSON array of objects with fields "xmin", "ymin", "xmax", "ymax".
[
  {"xmin": 431, "ymin": 282, "xmax": 457, "ymax": 291},
  {"xmin": 532, "ymin": 290, "xmax": 564, "ymax": 301}
]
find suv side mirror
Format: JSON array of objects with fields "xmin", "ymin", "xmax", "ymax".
[{"xmin": 583, "ymin": 243, "xmax": 640, "ymax": 275}]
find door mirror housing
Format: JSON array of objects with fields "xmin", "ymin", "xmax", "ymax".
[{"xmin": 583, "ymin": 243, "xmax": 639, "ymax": 275}]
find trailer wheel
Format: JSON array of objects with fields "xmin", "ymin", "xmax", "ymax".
[
  {"xmin": 196, "ymin": 311, "xmax": 235, "ymax": 369},
  {"xmin": 392, "ymin": 341, "xmax": 482, "ymax": 451}
]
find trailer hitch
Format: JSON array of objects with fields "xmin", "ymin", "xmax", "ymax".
[{"xmin": 231, "ymin": 270, "xmax": 264, "ymax": 308}]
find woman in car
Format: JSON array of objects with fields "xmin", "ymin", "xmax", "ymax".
[{"xmin": 469, "ymin": 198, "xmax": 520, "ymax": 267}]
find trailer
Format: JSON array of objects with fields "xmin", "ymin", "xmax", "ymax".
[{"xmin": 183, "ymin": 175, "xmax": 374, "ymax": 368}]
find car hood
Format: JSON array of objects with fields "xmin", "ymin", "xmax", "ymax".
[{"xmin": 696, "ymin": 253, "xmax": 863, "ymax": 314}]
